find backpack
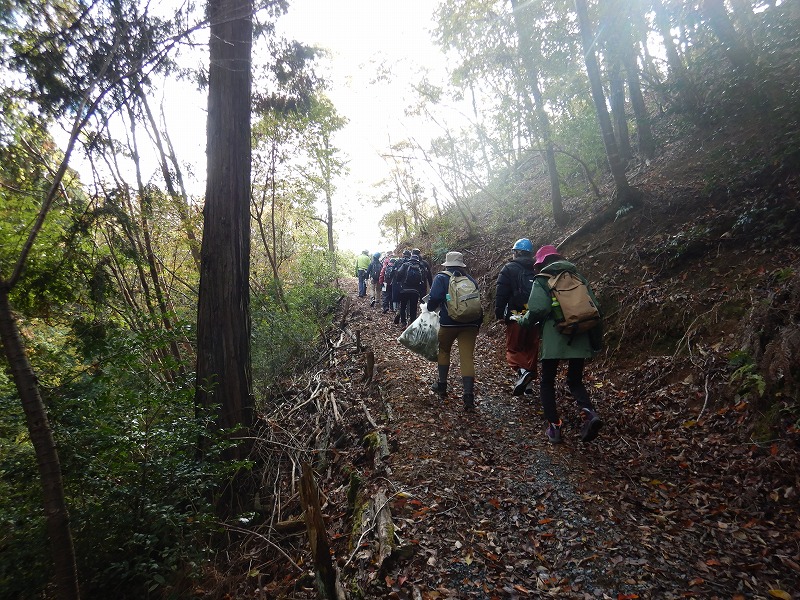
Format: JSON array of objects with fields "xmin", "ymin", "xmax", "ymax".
[
  {"xmin": 369, "ymin": 260, "xmax": 381, "ymax": 282},
  {"xmin": 444, "ymin": 271, "xmax": 482, "ymax": 322},
  {"xmin": 510, "ymin": 263, "xmax": 537, "ymax": 310},
  {"xmin": 384, "ymin": 259, "xmax": 398, "ymax": 283},
  {"xmin": 403, "ymin": 261, "xmax": 424, "ymax": 288},
  {"xmin": 539, "ymin": 271, "xmax": 601, "ymax": 335}
]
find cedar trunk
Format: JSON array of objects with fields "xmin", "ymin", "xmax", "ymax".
[
  {"xmin": 574, "ymin": 0, "xmax": 640, "ymax": 208},
  {"xmin": 196, "ymin": 0, "xmax": 254, "ymax": 478}
]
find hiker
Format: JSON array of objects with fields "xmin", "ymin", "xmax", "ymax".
[
  {"xmin": 378, "ymin": 252, "xmax": 396, "ymax": 313},
  {"xmin": 411, "ymin": 248, "xmax": 433, "ymax": 289},
  {"xmin": 366, "ymin": 252, "xmax": 382, "ymax": 307},
  {"xmin": 495, "ymin": 238, "xmax": 541, "ymax": 396},
  {"xmin": 518, "ymin": 245, "xmax": 604, "ymax": 444},
  {"xmin": 394, "ymin": 252, "xmax": 429, "ymax": 328},
  {"xmin": 355, "ymin": 250, "xmax": 371, "ymax": 298},
  {"xmin": 392, "ymin": 250, "xmax": 412, "ymax": 324},
  {"xmin": 427, "ymin": 251, "xmax": 483, "ymax": 412}
]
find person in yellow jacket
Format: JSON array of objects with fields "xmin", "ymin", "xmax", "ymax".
[{"xmin": 355, "ymin": 250, "xmax": 371, "ymax": 297}]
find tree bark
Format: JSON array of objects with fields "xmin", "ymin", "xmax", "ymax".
[
  {"xmin": 0, "ymin": 289, "xmax": 80, "ymax": 600},
  {"xmin": 510, "ymin": 0, "xmax": 568, "ymax": 227},
  {"xmin": 608, "ymin": 59, "xmax": 633, "ymax": 162},
  {"xmin": 196, "ymin": 0, "xmax": 254, "ymax": 486},
  {"xmin": 574, "ymin": 0, "xmax": 641, "ymax": 208}
]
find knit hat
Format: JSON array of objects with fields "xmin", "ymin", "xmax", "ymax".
[
  {"xmin": 534, "ymin": 245, "xmax": 561, "ymax": 266},
  {"xmin": 441, "ymin": 251, "xmax": 467, "ymax": 268}
]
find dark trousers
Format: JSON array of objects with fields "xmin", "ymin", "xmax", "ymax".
[
  {"xmin": 399, "ymin": 291, "xmax": 420, "ymax": 325},
  {"xmin": 540, "ymin": 358, "xmax": 593, "ymax": 424},
  {"xmin": 357, "ymin": 270, "xmax": 368, "ymax": 296},
  {"xmin": 381, "ymin": 285, "xmax": 393, "ymax": 311}
]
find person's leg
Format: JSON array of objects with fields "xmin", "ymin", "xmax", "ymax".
[
  {"xmin": 407, "ymin": 293, "xmax": 420, "ymax": 323},
  {"xmin": 455, "ymin": 327, "xmax": 479, "ymax": 411},
  {"xmin": 434, "ymin": 328, "xmax": 458, "ymax": 398},
  {"xmin": 382, "ymin": 284, "xmax": 392, "ymax": 312},
  {"xmin": 540, "ymin": 358, "xmax": 562, "ymax": 443},
  {"xmin": 540, "ymin": 359, "xmax": 560, "ymax": 424},
  {"xmin": 566, "ymin": 358, "xmax": 603, "ymax": 442},
  {"xmin": 358, "ymin": 271, "xmax": 366, "ymax": 296},
  {"xmin": 565, "ymin": 359, "xmax": 591, "ymax": 409},
  {"xmin": 399, "ymin": 295, "xmax": 409, "ymax": 325}
]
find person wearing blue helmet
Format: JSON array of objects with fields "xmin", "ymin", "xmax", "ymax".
[{"xmin": 495, "ymin": 238, "xmax": 540, "ymax": 396}]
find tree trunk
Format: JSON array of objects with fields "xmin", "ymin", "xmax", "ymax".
[
  {"xmin": 702, "ymin": 0, "xmax": 754, "ymax": 74},
  {"xmin": 510, "ymin": 0, "xmax": 568, "ymax": 227},
  {"xmin": 0, "ymin": 289, "xmax": 80, "ymax": 600},
  {"xmin": 196, "ymin": 0, "xmax": 254, "ymax": 492},
  {"xmin": 651, "ymin": 0, "xmax": 700, "ymax": 115},
  {"xmin": 575, "ymin": 0, "xmax": 641, "ymax": 208},
  {"xmin": 608, "ymin": 59, "xmax": 633, "ymax": 162}
]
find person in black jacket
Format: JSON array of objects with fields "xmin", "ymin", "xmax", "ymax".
[
  {"xmin": 365, "ymin": 252, "xmax": 382, "ymax": 307},
  {"xmin": 394, "ymin": 253, "xmax": 429, "ymax": 327},
  {"xmin": 495, "ymin": 238, "xmax": 541, "ymax": 396}
]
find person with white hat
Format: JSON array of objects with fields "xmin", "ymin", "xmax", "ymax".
[{"xmin": 426, "ymin": 251, "xmax": 483, "ymax": 412}]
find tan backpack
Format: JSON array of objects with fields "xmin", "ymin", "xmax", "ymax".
[{"xmin": 539, "ymin": 271, "xmax": 601, "ymax": 335}]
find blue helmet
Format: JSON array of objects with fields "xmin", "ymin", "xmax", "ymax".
[
  {"xmin": 373, "ymin": 252, "xmax": 381, "ymax": 259},
  {"xmin": 512, "ymin": 238, "xmax": 533, "ymax": 253}
]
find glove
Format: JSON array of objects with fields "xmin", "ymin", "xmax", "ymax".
[{"xmin": 515, "ymin": 311, "xmax": 530, "ymax": 327}]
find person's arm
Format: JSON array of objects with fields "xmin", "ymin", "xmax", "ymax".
[
  {"xmin": 426, "ymin": 273, "xmax": 446, "ymax": 311},
  {"xmin": 518, "ymin": 277, "xmax": 550, "ymax": 327},
  {"xmin": 494, "ymin": 264, "xmax": 513, "ymax": 320}
]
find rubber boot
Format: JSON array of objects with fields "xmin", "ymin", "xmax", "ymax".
[
  {"xmin": 462, "ymin": 376, "xmax": 475, "ymax": 411},
  {"xmin": 431, "ymin": 365, "xmax": 449, "ymax": 398}
]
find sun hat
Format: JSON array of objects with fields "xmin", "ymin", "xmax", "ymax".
[
  {"xmin": 534, "ymin": 245, "xmax": 561, "ymax": 266},
  {"xmin": 442, "ymin": 251, "xmax": 467, "ymax": 268}
]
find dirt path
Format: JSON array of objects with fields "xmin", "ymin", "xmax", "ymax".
[{"xmin": 346, "ymin": 285, "xmax": 799, "ymax": 600}]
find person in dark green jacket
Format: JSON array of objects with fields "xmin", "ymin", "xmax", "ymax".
[{"xmin": 518, "ymin": 245, "xmax": 603, "ymax": 444}]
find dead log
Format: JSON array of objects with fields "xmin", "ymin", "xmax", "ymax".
[{"xmin": 299, "ymin": 463, "xmax": 345, "ymax": 600}]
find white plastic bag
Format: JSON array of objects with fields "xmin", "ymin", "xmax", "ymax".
[{"xmin": 398, "ymin": 304, "xmax": 440, "ymax": 362}]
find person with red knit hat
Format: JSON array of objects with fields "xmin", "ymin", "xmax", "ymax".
[{"xmin": 518, "ymin": 245, "xmax": 604, "ymax": 444}]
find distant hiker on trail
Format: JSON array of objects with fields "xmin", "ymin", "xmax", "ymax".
[
  {"xmin": 518, "ymin": 245, "xmax": 604, "ymax": 444},
  {"xmin": 378, "ymin": 251, "xmax": 396, "ymax": 313},
  {"xmin": 411, "ymin": 248, "xmax": 433, "ymax": 288},
  {"xmin": 427, "ymin": 251, "xmax": 483, "ymax": 412},
  {"xmin": 394, "ymin": 252, "xmax": 430, "ymax": 328},
  {"xmin": 495, "ymin": 238, "xmax": 541, "ymax": 397},
  {"xmin": 392, "ymin": 250, "xmax": 411, "ymax": 324},
  {"xmin": 355, "ymin": 250, "xmax": 371, "ymax": 298},
  {"xmin": 366, "ymin": 252, "xmax": 382, "ymax": 307}
]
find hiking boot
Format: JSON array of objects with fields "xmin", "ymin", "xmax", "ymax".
[
  {"xmin": 430, "ymin": 381, "xmax": 447, "ymax": 398},
  {"xmin": 580, "ymin": 408, "xmax": 603, "ymax": 442},
  {"xmin": 463, "ymin": 393, "xmax": 475, "ymax": 412},
  {"xmin": 513, "ymin": 369, "xmax": 534, "ymax": 396},
  {"xmin": 393, "ymin": 313, "xmax": 401, "ymax": 325},
  {"xmin": 546, "ymin": 421, "xmax": 562, "ymax": 444},
  {"xmin": 370, "ymin": 297, "xmax": 376, "ymax": 307}
]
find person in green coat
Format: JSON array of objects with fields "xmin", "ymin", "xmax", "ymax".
[{"xmin": 518, "ymin": 245, "xmax": 603, "ymax": 444}]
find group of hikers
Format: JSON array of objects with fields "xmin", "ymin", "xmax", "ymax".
[{"xmin": 354, "ymin": 240, "xmax": 604, "ymax": 444}]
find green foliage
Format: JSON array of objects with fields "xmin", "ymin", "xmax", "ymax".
[
  {"xmin": 728, "ymin": 350, "xmax": 766, "ymax": 401},
  {"xmin": 251, "ymin": 250, "xmax": 342, "ymax": 402},
  {"xmin": 0, "ymin": 322, "xmax": 227, "ymax": 599}
]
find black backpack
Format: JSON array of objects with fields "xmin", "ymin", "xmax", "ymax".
[
  {"xmin": 511, "ymin": 263, "xmax": 537, "ymax": 309},
  {"xmin": 384, "ymin": 259, "xmax": 398, "ymax": 283},
  {"xmin": 403, "ymin": 261, "xmax": 423, "ymax": 287}
]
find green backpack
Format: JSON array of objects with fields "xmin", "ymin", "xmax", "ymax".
[{"xmin": 443, "ymin": 271, "xmax": 482, "ymax": 322}]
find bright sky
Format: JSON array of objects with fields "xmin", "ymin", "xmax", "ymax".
[{"xmin": 274, "ymin": 0, "xmax": 447, "ymax": 255}]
